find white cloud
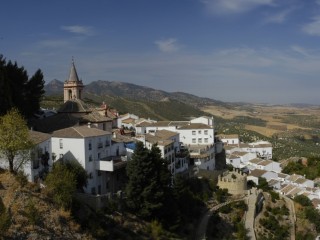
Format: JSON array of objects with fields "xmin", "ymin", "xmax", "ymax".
[
  {"xmin": 291, "ymin": 45, "xmax": 310, "ymax": 57},
  {"xmin": 154, "ymin": 38, "xmax": 179, "ymax": 53},
  {"xmin": 302, "ymin": 16, "xmax": 320, "ymax": 36},
  {"xmin": 263, "ymin": 7, "xmax": 295, "ymax": 24},
  {"xmin": 201, "ymin": 0, "xmax": 275, "ymax": 15},
  {"xmin": 61, "ymin": 25, "xmax": 94, "ymax": 36}
]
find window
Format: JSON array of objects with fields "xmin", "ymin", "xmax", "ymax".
[
  {"xmin": 89, "ymin": 155, "xmax": 93, "ymax": 162},
  {"xmin": 88, "ymin": 140, "xmax": 92, "ymax": 150},
  {"xmin": 204, "ymin": 138, "xmax": 208, "ymax": 143},
  {"xmin": 198, "ymin": 138, "xmax": 202, "ymax": 143},
  {"xmin": 192, "ymin": 138, "xmax": 196, "ymax": 143},
  {"xmin": 192, "ymin": 130, "xmax": 196, "ymax": 135},
  {"xmin": 98, "ymin": 185, "xmax": 101, "ymax": 195},
  {"xmin": 89, "ymin": 172, "xmax": 93, "ymax": 179},
  {"xmin": 98, "ymin": 153, "xmax": 101, "ymax": 160},
  {"xmin": 59, "ymin": 154, "xmax": 64, "ymax": 159},
  {"xmin": 198, "ymin": 130, "xmax": 202, "ymax": 134},
  {"xmin": 91, "ymin": 187, "xmax": 96, "ymax": 195},
  {"xmin": 59, "ymin": 139, "xmax": 63, "ymax": 149},
  {"xmin": 97, "ymin": 170, "xmax": 101, "ymax": 176},
  {"xmin": 204, "ymin": 130, "xmax": 208, "ymax": 135},
  {"xmin": 98, "ymin": 138, "xmax": 103, "ymax": 148}
]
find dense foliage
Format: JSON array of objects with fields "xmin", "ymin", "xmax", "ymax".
[
  {"xmin": 125, "ymin": 142, "xmax": 171, "ymax": 220},
  {"xmin": 125, "ymin": 142, "xmax": 213, "ymax": 235},
  {"xmin": 294, "ymin": 195, "xmax": 320, "ymax": 234},
  {"xmin": 282, "ymin": 157, "xmax": 320, "ymax": 180},
  {"xmin": 44, "ymin": 162, "xmax": 77, "ymax": 209},
  {"xmin": 0, "ymin": 197, "xmax": 10, "ymax": 232},
  {"xmin": 0, "ymin": 55, "xmax": 45, "ymax": 117}
]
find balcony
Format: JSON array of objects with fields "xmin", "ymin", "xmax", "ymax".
[
  {"xmin": 189, "ymin": 144, "xmax": 215, "ymax": 155},
  {"xmin": 95, "ymin": 156, "xmax": 127, "ymax": 171}
]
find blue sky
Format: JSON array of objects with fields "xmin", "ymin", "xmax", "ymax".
[{"xmin": 1, "ymin": 0, "xmax": 320, "ymax": 104}]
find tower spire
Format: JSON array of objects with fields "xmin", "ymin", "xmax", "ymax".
[
  {"xmin": 68, "ymin": 58, "xmax": 80, "ymax": 83},
  {"xmin": 63, "ymin": 58, "xmax": 84, "ymax": 102}
]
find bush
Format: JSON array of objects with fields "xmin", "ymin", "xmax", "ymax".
[
  {"xmin": 24, "ymin": 199, "xmax": 41, "ymax": 226},
  {"xmin": 294, "ymin": 195, "xmax": 312, "ymax": 207},
  {"xmin": 148, "ymin": 220, "xmax": 165, "ymax": 240},
  {"xmin": 65, "ymin": 160, "xmax": 88, "ymax": 190},
  {"xmin": 44, "ymin": 163, "xmax": 76, "ymax": 209},
  {"xmin": 15, "ymin": 170, "xmax": 28, "ymax": 187},
  {"xmin": 0, "ymin": 197, "xmax": 10, "ymax": 232}
]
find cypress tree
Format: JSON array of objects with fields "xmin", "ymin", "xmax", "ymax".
[
  {"xmin": 125, "ymin": 142, "xmax": 171, "ymax": 220},
  {"xmin": 0, "ymin": 56, "xmax": 12, "ymax": 115},
  {"xmin": 25, "ymin": 69, "xmax": 45, "ymax": 117},
  {"xmin": 0, "ymin": 55, "xmax": 45, "ymax": 117}
]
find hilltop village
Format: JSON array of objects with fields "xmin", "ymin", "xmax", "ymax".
[{"xmin": 1, "ymin": 61, "xmax": 320, "ymax": 239}]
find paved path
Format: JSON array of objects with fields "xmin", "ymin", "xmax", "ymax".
[
  {"xmin": 194, "ymin": 198, "xmax": 245, "ymax": 240},
  {"xmin": 245, "ymin": 190, "xmax": 258, "ymax": 240},
  {"xmin": 282, "ymin": 195, "xmax": 296, "ymax": 240}
]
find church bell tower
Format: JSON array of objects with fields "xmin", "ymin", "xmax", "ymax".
[{"xmin": 63, "ymin": 59, "xmax": 84, "ymax": 103}]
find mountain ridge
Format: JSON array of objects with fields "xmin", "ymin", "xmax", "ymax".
[{"xmin": 45, "ymin": 79, "xmax": 232, "ymax": 108}]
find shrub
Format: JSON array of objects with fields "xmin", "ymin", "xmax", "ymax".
[
  {"xmin": 24, "ymin": 199, "xmax": 41, "ymax": 226},
  {"xmin": 0, "ymin": 197, "xmax": 10, "ymax": 232},
  {"xmin": 294, "ymin": 195, "xmax": 312, "ymax": 207},
  {"xmin": 15, "ymin": 170, "xmax": 28, "ymax": 187},
  {"xmin": 44, "ymin": 163, "xmax": 76, "ymax": 209}
]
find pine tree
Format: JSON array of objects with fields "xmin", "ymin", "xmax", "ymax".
[
  {"xmin": 125, "ymin": 142, "xmax": 149, "ymax": 212},
  {"xmin": 0, "ymin": 56, "xmax": 12, "ymax": 115},
  {"xmin": 25, "ymin": 69, "xmax": 45, "ymax": 116},
  {"xmin": 5, "ymin": 61, "xmax": 29, "ymax": 115},
  {"xmin": 125, "ymin": 142, "xmax": 171, "ymax": 220},
  {"xmin": 0, "ymin": 55, "xmax": 45, "ymax": 117}
]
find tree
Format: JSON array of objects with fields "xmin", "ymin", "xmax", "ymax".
[
  {"xmin": 0, "ymin": 56, "xmax": 12, "ymax": 115},
  {"xmin": 25, "ymin": 69, "xmax": 45, "ymax": 116},
  {"xmin": 44, "ymin": 162, "xmax": 77, "ymax": 209},
  {"xmin": 0, "ymin": 55, "xmax": 45, "ymax": 117},
  {"xmin": 125, "ymin": 142, "xmax": 171, "ymax": 220},
  {"xmin": 65, "ymin": 160, "xmax": 88, "ymax": 191},
  {"xmin": 0, "ymin": 108, "xmax": 34, "ymax": 173}
]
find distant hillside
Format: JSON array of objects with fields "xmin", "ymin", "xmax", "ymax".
[
  {"xmin": 44, "ymin": 79, "xmax": 223, "ymax": 120},
  {"xmin": 45, "ymin": 79, "xmax": 226, "ymax": 107},
  {"xmin": 44, "ymin": 79, "xmax": 64, "ymax": 95}
]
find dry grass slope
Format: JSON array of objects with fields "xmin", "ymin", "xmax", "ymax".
[{"xmin": 0, "ymin": 170, "xmax": 93, "ymax": 239}]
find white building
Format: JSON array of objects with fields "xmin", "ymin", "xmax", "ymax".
[
  {"xmin": 247, "ymin": 169, "xmax": 277, "ymax": 185},
  {"xmin": 51, "ymin": 125, "xmax": 127, "ymax": 195},
  {"xmin": 0, "ymin": 130, "xmax": 52, "ymax": 183},
  {"xmin": 217, "ymin": 134, "xmax": 240, "ymax": 146},
  {"xmin": 177, "ymin": 123, "xmax": 215, "ymax": 146},
  {"xmin": 135, "ymin": 130, "xmax": 188, "ymax": 175},
  {"xmin": 190, "ymin": 116, "xmax": 214, "ymax": 127},
  {"xmin": 117, "ymin": 113, "xmax": 139, "ymax": 129},
  {"xmin": 247, "ymin": 141, "xmax": 272, "ymax": 160},
  {"xmin": 25, "ymin": 131, "xmax": 52, "ymax": 182}
]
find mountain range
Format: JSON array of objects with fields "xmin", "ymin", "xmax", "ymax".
[{"xmin": 45, "ymin": 79, "xmax": 227, "ymax": 108}]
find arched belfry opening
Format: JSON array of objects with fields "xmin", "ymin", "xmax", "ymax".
[{"xmin": 63, "ymin": 59, "xmax": 84, "ymax": 103}]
